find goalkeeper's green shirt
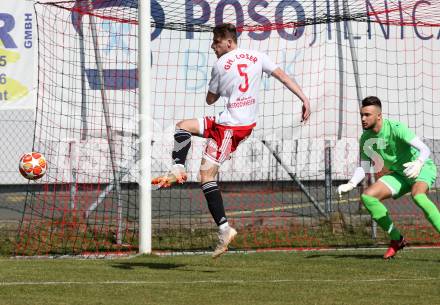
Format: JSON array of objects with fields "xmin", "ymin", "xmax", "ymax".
[{"xmin": 359, "ymin": 119, "xmax": 431, "ymax": 173}]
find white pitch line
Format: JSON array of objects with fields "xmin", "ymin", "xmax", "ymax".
[{"xmin": 0, "ymin": 277, "xmax": 439, "ymax": 286}]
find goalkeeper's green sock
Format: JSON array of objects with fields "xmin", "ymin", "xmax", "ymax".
[
  {"xmin": 413, "ymin": 194, "xmax": 440, "ymax": 233},
  {"xmin": 361, "ymin": 194, "xmax": 401, "ymax": 240}
]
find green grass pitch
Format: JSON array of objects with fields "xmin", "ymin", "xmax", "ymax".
[{"xmin": 0, "ymin": 248, "xmax": 439, "ymax": 305}]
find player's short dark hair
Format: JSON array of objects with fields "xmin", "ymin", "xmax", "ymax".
[
  {"xmin": 213, "ymin": 23, "xmax": 237, "ymax": 43},
  {"xmin": 361, "ymin": 96, "xmax": 382, "ymax": 109}
]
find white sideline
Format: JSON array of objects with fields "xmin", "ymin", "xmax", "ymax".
[
  {"xmin": 2, "ymin": 246, "xmax": 439, "ymax": 259},
  {"xmin": 0, "ymin": 278, "xmax": 438, "ymax": 286},
  {"xmin": 153, "ymin": 246, "xmax": 440, "ymax": 256}
]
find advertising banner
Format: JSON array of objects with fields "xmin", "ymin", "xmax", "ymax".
[{"xmin": 0, "ymin": 0, "xmax": 34, "ymax": 109}]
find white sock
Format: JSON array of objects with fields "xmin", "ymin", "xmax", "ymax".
[
  {"xmin": 172, "ymin": 164, "xmax": 185, "ymax": 170},
  {"xmin": 219, "ymin": 222, "xmax": 230, "ymax": 232}
]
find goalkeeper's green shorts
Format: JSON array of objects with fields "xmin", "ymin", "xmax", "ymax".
[{"xmin": 379, "ymin": 160, "xmax": 437, "ymax": 199}]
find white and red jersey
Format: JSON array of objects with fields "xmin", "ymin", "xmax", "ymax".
[{"xmin": 208, "ymin": 48, "xmax": 278, "ymax": 126}]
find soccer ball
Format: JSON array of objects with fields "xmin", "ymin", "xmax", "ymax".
[{"xmin": 19, "ymin": 152, "xmax": 47, "ymax": 180}]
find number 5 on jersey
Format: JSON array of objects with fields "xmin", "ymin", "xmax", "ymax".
[{"xmin": 237, "ymin": 64, "xmax": 249, "ymax": 92}]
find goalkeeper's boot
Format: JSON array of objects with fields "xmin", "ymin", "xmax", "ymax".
[
  {"xmin": 212, "ymin": 226, "xmax": 237, "ymax": 259},
  {"xmin": 383, "ymin": 236, "xmax": 408, "ymax": 259},
  {"xmin": 152, "ymin": 164, "xmax": 187, "ymax": 188}
]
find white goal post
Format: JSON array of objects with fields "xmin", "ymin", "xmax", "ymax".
[{"xmin": 139, "ymin": 0, "xmax": 152, "ymax": 254}]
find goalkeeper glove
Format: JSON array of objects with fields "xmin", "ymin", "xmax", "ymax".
[
  {"xmin": 403, "ymin": 159, "xmax": 424, "ymax": 179},
  {"xmin": 337, "ymin": 182, "xmax": 356, "ymax": 198}
]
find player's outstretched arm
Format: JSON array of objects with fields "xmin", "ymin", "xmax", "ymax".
[
  {"xmin": 271, "ymin": 67, "xmax": 311, "ymax": 122},
  {"xmin": 337, "ymin": 161, "xmax": 370, "ymax": 198}
]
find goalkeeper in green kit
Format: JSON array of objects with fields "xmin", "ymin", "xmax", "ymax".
[{"xmin": 338, "ymin": 96, "xmax": 440, "ymax": 259}]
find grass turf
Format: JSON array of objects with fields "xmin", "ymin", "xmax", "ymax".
[{"xmin": 0, "ymin": 248, "xmax": 439, "ymax": 305}]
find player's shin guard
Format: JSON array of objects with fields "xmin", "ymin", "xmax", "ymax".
[
  {"xmin": 413, "ymin": 194, "xmax": 440, "ymax": 233},
  {"xmin": 201, "ymin": 181, "xmax": 227, "ymax": 226},
  {"xmin": 361, "ymin": 194, "xmax": 401, "ymax": 240},
  {"xmin": 172, "ymin": 128, "xmax": 192, "ymax": 166}
]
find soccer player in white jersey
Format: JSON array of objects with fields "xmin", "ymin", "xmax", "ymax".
[{"xmin": 153, "ymin": 23, "xmax": 311, "ymax": 258}]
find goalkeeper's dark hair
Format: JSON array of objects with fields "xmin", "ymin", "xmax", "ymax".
[
  {"xmin": 362, "ymin": 96, "xmax": 382, "ymax": 109},
  {"xmin": 213, "ymin": 23, "xmax": 237, "ymax": 43}
]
